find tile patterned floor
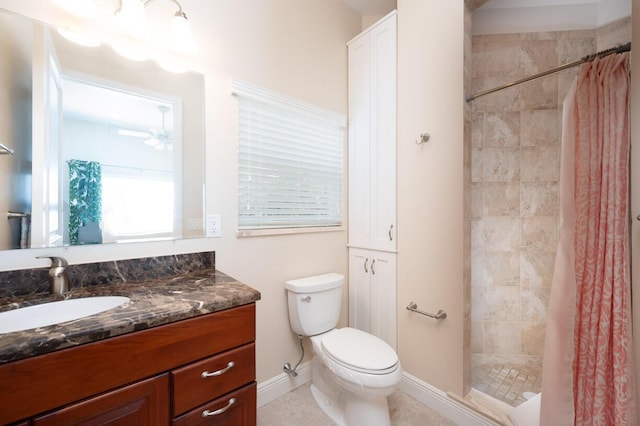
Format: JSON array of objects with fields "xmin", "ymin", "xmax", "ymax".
[
  {"xmin": 258, "ymin": 384, "xmax": 456, "ymax": 426},
  {"xmin": 472, "ymin": 355, "xmax": 543, "ymax": 407}
]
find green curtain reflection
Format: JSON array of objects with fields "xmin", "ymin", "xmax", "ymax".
[{"xmin": 67, "ymin": 159, "xmax": 102, "ymax": 245}]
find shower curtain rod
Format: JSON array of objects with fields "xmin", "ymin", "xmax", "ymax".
[{"xmin": 465, "ymin": 42, "xmax": 631, "ymax": 103}]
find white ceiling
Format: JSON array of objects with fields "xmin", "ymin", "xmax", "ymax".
[
  {"xmin": 340, "ymin": 0, "xmax": 396, "ymax": 16},
  {"xmin": 473, "ymin": 0, "xmax": 630, "ymax": 34},
  {"xmin": 338, "ymin": 0, "xmax": 630, "ymax": 35}
]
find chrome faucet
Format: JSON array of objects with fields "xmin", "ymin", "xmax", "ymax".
[{"xmin": 37, "ymin": 256, "xmax": 70, "ymax": 294}]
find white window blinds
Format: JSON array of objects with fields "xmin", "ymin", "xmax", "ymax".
[{"xmin": 233, "ymin": 80, "xmax": 345, "ymax": 231}]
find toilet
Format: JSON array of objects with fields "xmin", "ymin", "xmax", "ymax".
[{"xmin": 285, "ymin": 273, "xmax": 402, "ymax": 426}]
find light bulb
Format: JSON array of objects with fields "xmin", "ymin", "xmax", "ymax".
[
  {"xmin": 114, "ymin": 0, "xmax": 147, "ymax": 38},
  {"xmin": 167, "ymin": 11, "xmax": 197, "ymax": 54}
]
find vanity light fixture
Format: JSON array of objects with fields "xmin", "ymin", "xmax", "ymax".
[
  {"xmin": 166, "ymin": 4, "xmax": 197, "ymax": 54},
  {"xmin": 114, "ymin": 0, "xmax": 147, "ymax": 38},
  {"xmin": 113, "ymin": 0, "xmax": 197, "ymax": 54}
]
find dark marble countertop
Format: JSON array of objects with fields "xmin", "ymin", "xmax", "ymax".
[{"xmin": 0, "ymin": 269, "xmax": 261, "ymax": 364}]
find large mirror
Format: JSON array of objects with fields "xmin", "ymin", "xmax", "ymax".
[{"xmin": 0, "ymin": 8, "xmax": 205, "ymax": 251}]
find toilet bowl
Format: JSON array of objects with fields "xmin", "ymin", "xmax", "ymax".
[{"xmin": 285, "ymin": 273, "xmax": 402, "ymax": 426}]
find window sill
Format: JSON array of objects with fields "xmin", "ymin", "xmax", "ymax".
[{"xmin": 236, "ymin": 225, "xmax": 344, "ymax": 238}]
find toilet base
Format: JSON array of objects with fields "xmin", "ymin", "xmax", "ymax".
[
  {"xmin": 310, "ymin": 383, "xmax": 345, "ymax": 426},
  {"xmin": 310, "ymin": 357, "xmax": 392, "ymax": 426}
]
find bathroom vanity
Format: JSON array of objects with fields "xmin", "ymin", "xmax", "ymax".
[{"xmin": 0, "ymin": 253, "xmax": 261, "ymax": 425}]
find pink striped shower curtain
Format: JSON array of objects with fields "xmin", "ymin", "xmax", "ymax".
[{"xmin": 540, "ymin": 52, "xmax": 636, "ymax": 425}]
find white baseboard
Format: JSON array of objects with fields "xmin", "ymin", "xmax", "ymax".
[
  {"xmin": 257, "ymin": 365, "xmax": 500, "ymax": 425},
  {"xmin": 399, "ymin": 372, "xmax": 500, "ymax": 426},
  {"xmin": 257, "ymin": 361, "xmax": 312, "ymax": 408}
]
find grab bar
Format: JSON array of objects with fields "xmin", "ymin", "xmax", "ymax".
[{"xmin": 406, "ymin": 302, "xmax": 447, "ymax": 320}]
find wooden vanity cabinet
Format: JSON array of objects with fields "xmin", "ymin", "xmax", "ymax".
[
  {"xmin": 33, "ymin": 375, "xmax": 170, "ymax": 425},
  {"xmin": 0, "ymin": 303, "xmax": 257, "ymax": 426}
]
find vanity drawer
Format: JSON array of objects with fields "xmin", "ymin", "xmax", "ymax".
[
  {"xmin": 172, "ymin": 343, "xmax": 255, "ymax": 416},
  {"xmin": 172, "ymin": 382, "xmax": 256, "ymax": 426}
]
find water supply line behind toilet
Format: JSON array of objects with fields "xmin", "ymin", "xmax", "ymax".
[{"xmin": 283, "ymin": 335, "xmax": 305, "ymax": 377}]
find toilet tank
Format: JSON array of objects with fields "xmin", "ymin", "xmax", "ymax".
[{"xmin": 285, "ymin": 273, "xmax": 344, "ymax": 336}]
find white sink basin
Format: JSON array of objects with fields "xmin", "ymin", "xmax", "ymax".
[{"xmin": 0, "ymin": 296, "xmax": 130, "ymax": 334}]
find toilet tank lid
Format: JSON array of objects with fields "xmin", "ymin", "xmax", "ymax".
[{"xmin": 285, "ymin": 273, "xmax": 344, "ymax": 293}]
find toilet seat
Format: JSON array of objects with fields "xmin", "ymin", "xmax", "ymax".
[{"xmin": 320, "ymin": 327, "xmax": 398, "ymax": 375}]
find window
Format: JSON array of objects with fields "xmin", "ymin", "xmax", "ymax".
[
  {"xmin": 233, "ymin": 80, "xmax": 346, "ymax": 235},
  {"xmin": 101, "ymin": 166, "xmax": 174, "ymax": 242}
]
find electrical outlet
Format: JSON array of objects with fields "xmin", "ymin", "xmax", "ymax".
[{"xmin": 206, "ymin": 214, "xmax": 221, "ymax": 237}]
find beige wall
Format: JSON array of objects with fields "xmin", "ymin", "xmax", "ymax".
[
  {"xmin": 397, "ymin": 0, "xmax": 466, "ymax": 396},
  {"xmin": 0, "ymin": 0, "xmax": 361, "ymax": 384}
]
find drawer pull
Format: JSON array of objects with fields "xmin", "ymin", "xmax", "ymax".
[
  {"xmin": 201, "ymin": 361, "xmax": 235, "ymax": 378},
  {"xmin": 202, "ymin": 398, "xmax": 236, "ymax": 417}
]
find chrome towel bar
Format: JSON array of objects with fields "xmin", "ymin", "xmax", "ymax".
[
  {"xmin": 406, "ymin": 302, "xmax": 447, "ymax": 320},
  {"xmin": 7, "ymin": 211, "xmax": 30, "ymax": 218},
  {"xmin": 0, "ymin": 143, "xmax": 14, "ymax": 155}
]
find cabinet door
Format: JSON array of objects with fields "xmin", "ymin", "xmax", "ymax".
[
  {"xmin": 348, "ymin": 13, "xmax": 397, "ymax": 251},
  {"xmin": 368, "ymin": 14, "xmax": 397, "ymax": 252},
  {"xmin": 348, "ymin": 248, "xmax": 372, "ymax": 332},
  {"xmin": 348, "ymin": 32, "xmax": 372, "ymax": 248},
  {"xmin": 349, "ymin": 248, "xmax": 397, "ymax": 350},
  {"xmin": 172, "ymin": 382, "xmax": 256, "ymax": 426},
  {"xmin": 369, "ymin": 251, "xmax": 397, "ymax": 351},
  {"xmin": 34, "ymin": 375, "xmax": 169, "ymax": 426}
]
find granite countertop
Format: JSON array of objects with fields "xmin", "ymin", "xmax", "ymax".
[{"xmin": 0, "ymin": 268, "xmax": 261, "ymax": 364}]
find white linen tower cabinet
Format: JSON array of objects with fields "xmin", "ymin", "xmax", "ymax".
[{"xmin": 347, "ymin": 11, "xmax": 397, "ymax": 350}]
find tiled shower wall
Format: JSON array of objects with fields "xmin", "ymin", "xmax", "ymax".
[{"xmin": 468, "ymin": 18, "xmax": 630, "ymax": 386}]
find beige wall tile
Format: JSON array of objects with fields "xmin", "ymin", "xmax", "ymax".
[
  {"xmin": 521, "ymin": 182, "xmax": 559, "ymax": 216},
  {"xmin": 485, "ymin": 112, "xmax": 520, "ymax": 147},
  {"xmin": 472, "ymin": 147, "xmax": 483, "ymax": 182},
  {"xmin": 521, "ymin": 287, "xmax": 551, "ymax": 322},
  {"xmin": 472, "ymin": 34, "xmax": 522, "ymax": 80},
  {"xmin": 521, "ymin": 322, "xmax": 546, "ymax": 356},
  {"xmin": 486, "ymin": 286, "xmax": 520, "ymax": 321},
  {"xmin": 521, "ymin": 216, "xmax": 558, "ymax": 254},
  {"xmin": 521, "ymin": 109, "xmax": 558, "ymax": 146},
  {"xmin": 521, "ymin": 146, "xmax": 560, "ymax": 182},
  {"xmin": 484, "ymin": 251, "xmax": 520, "ymax": 286},
  {"xmin": 557, "ymin": 32, "xmax": 596, "ymax": 63},
  {"xmin": 471, "ymin": 320, "xmax": 484, "ymax": 353},
  {"xmin": 520, "ymin": 75, "xmax": 558, "ymax": 110},
  {"xmin": 482, "ymin": 217, "xmax": 520, "ymax": 252},
  {"xmin": 522, "ymin": 38, "xmax": 558, "ymax": 74},
  {"xmin": 472, "ymin": 287, "xmax": 485, "ymax": 321},
  {"xmin": 483, "ymin": 147, "xmax": 520, "ymax": 182},
  {"xmin": 484, "ymin": 182, "xmax": 520, "ymax": 216},
  {"xmin": 471, "ymin": 182, "xmax": 483, "ymax": 217},
  {"xmin": 521, "ymin": 251, "xmax": 556, "ymax": 288},
  {"xmin": 472, "ymin": 112, "xmax": 484, "ymax": 147},
  {"xmin": 596, "ymin": 17, "xmax": 631, "ymax": 51},
  {"xmin": 485, "ymin": 321, "xmax": 521, "ymax": 354}
]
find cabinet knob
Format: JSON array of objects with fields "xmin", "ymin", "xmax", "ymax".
[
  {"xmin": 389, "ymin": 224, "xmax": 394, "ymax": 241},
  {"xmin": 202, "ymin": 398, "xmax": 236, "ymax": 417},
  {"xmin": 364, "ymin": 258, "xmax": 369, "ymax": 273},
  {"xmin": 371, "ymin": 259, "xmax": 376, "ymax": 275},
  {"xmin": 201, "ymin": 361, "xmax": 235, "ymax": 378}
]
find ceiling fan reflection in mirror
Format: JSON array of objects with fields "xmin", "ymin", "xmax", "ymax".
[{"xmin": 118, "ymin": 105, "xmax": 173, "ymax": 151}]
